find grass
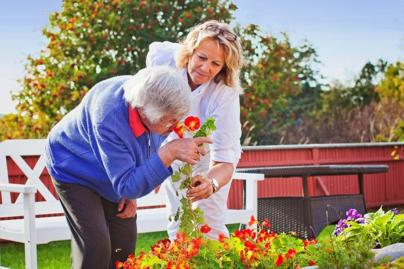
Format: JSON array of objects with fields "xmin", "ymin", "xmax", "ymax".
[{"xmin": 0, "ymin": 224, "xmax": 334, "ymax": 268}]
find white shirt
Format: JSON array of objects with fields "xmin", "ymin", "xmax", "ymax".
[{"xmin": 146, "ymin": 41, "xmax": 242, "ymax": 240}]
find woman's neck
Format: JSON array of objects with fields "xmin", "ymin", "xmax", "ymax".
[{"xmin": 187, "ymin": 73, "xmax": 199, "ymax": 91}]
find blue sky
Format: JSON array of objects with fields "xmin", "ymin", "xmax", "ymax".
[{"xmin": 1, "ymin": 0, "xmax": 403, "ymax": 114}]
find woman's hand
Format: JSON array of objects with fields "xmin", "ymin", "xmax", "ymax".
[
  {"xmin": 116, "ymin": 198, "xmax": 137, "ymax": 219},
  {"xmin": 158, "ymin": 137, "xmax": 212, "ymax": 167},
  {"xmin": 186, "ymin": 175, "xmax": 214, "ymax": 202},
  {"xmin": 187, "ymin": 162, "xmax": 234, "ymax": 202}
]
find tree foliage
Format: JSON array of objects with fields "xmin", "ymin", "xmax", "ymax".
[
  {"xmin": 374, "ymin": 61, "xmax": 404, "ymax": 141},
  {"xmin": 294, "ymin": 60, "xmax": 397, "ymax": 143},
  {"xmin": 239, "ymin": 24, "xmax": 322, "ymax": 145},
  {"xmin": 0, "ymin": 0, "xmax": 236, "ymax": 140}
]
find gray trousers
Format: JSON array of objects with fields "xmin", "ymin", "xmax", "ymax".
[{"xmin": 53, "ymin": 179, "xmax": 137, "ymax": 269}]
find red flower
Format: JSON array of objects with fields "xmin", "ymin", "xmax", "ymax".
[
  {"xmin": 173, "ymin": 123, "xmax": 185, "ymax": 138},
  {"xmin": 248, "ymin": 215, "xmax": 258, "ymax": 226},
  {"xmin": 262, "ymin": 218, "xmax": 271, "ymax": 228},
  {"xmin": 218, "ymin": 232, "xmax": 226, "ymax": 243},
  {"xmin": 184, "ymin": 116, "xmax": 200, "ymax": 131},
  {"xmin": 200, "ymin": 224, "xmax": 211, "ymax": 234},
  {"xmin": 186, "ymin": 238, "xmax": 202, "ymax": 258},
  {"xmin": 175, "ymin": 232, "xmax": 187, "ymax": 243},
  {"xmin": 275, "ymin": 254, "xmax": 284, "ymax": 266},
  {"xmin": 308, "ymin": 260, "xmax": 317, "ymax": 266},
  {"xmin": 285, "ymin": 249, "xmax": 296, "ymax": 259},
  {"xmin": 234, "ymin": 229, "xmax": 256, "ymax": 241},
  {"xmin": 244, "ymin": 241, "xmax": 256, "ymax": 251},
  {"xmin": 303, "ymin": 239, "xmax": 317, "ymax": 247}
]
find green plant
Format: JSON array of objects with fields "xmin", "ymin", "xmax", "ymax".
[
  {"xmin": 336, "ymin": 207, "xmax": 404, "ymax": 248},
  {"xmin": 170, "ymin": 116, "xmax": 216, "ymax": 237},
  {"xmin": 303, "ymin": 237, "xmax": 375, "ymax": 269}
]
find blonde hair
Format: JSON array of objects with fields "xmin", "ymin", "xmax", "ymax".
[{"xmin": 176, "ymin": 20, "xmax": 243, "ymax": 92}]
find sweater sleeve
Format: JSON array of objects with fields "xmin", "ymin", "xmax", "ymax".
[{"xmin": 92, "ymin": 118, "xmax": 172, "ymax": 199}]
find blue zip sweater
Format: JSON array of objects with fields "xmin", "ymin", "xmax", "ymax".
[{"xmin": 45, "ymin": 76, "xmax": 172, "ymax": 202}]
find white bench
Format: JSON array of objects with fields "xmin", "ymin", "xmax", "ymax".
[{"xmin": 0, "ymin": 139, "xmax": 264, "ymax": 269}]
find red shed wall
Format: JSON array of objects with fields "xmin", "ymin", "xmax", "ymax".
[{"xmin": 229, "ymin": 143, "xmax": 404, "ymax": 209}]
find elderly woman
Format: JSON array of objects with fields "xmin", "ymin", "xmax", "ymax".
[
  {"xmin": 146, "ymin": 20, "xmax": 243, "ymax": 240},
  {"xmin": 45, "ymin": 66, "xmax": 210, "ymax": 269}
]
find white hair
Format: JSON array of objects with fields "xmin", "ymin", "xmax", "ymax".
[{"xmin": 123, "ymin": 66, "xmax": 191, "ymax": 123}]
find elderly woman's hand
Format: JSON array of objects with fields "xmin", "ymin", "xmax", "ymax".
[
  {"xmin": 158, "ymin": 137, "xmax": 212, "ymax": 167},
  {"xmin": 116, "ymin": 198, "xmax": 137, "ymax": 219},
  {"xmin": 186, "ymin": 175, "xmax": 214, "ymax": 202}
]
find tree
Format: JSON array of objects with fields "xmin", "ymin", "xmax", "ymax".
[
  {"xmin": 0, "ymin": 0, "xmax": 236, "ymax": 140},
  {"xmin": 374, "ymin": 61, "xmax": 404, "ymax": 141},
  {"xmin": 239, "ymin": 24, "xmax": 322, "ymax": 145},
  {"xmin": 290, "ymin": 59, "xmax": 392, "ymax": 144},
  {"xmin": 351, "ymin": 60, "xmax": 388, "ymax": 106}
]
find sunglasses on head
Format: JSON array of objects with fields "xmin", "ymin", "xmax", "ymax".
[{"xmin": 202, "ymin": 24, "xmax": 237, "ymax": 42}]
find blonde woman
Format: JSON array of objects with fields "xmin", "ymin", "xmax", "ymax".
[{"xmin": 146, "ymin": 20, "xmax": 243, "ymax": 240}]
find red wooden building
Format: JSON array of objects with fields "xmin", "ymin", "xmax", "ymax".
[{"xmin": 229, "ymin": 142, "xmax": 404, "ymax": 209}]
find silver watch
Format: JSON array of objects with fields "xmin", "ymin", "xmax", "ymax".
[{"xmin": 210, "ymin": 178, "xmax": 219, "ymax": 193}]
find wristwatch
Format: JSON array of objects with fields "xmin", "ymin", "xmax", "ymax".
[{"xmin": 210, "ymin": 178, "xmax": 219, "ymax": 193}]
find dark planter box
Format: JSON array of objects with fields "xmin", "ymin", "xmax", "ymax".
[{"xmin": 258, "ymin": 195, "xmax": 366, "ymax": 238}]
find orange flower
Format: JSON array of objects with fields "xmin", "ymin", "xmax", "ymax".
[
  {"xmin": 239, "ymin": 250, "xmax": 245, "ymax": 262},
  {"xmin": 184, "ymin": 116, "xmax": 200, "ymax": 131},
  {"xmin": 200, "ymin": 224, "xmax": 211, "ymax": 234},
  {"xmin": 115, "ymin": 261, "xmax": 124, "ymax": 269},
  {"xmin": 275, "ymin": 254, "xmax": 284, "ymax": 266},
  {"xmin": 175, "ymin": 232, "xmax": 187, "ymax": 243},
  {"xmin": 151, "ymin": 239, "xmax": 171, "ymax": 258},
  {"xmin": 176, "ymin": 262, "xmax": 190, "ymax": 269},
  {"xmin": 173, "ymin": 123, "xmax": 185, "ymax": 138},
  {"xmin": 218, "ymin": 232, "xmax": 226, "ymax": 243},
  {"xmin": 248, "ymin": 215, "xmax": 258, "ymax": 226},
  {"xmin": 308, "ymin": 260, "xmax": 317, "ymax": 266}
]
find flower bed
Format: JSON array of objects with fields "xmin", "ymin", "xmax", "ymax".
[{"xmin": 116, "ymin": 208, "xmax": 404, "ymax": 268}]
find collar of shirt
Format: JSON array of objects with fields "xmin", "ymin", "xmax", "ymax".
[{"xmin": 128, "ymin": 107, "xmax": 148, "ymax": 137}]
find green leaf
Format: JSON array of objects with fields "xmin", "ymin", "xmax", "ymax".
[{"xmin": 194, "ymin": 117, "xmax": 217, "ymax": 138}]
